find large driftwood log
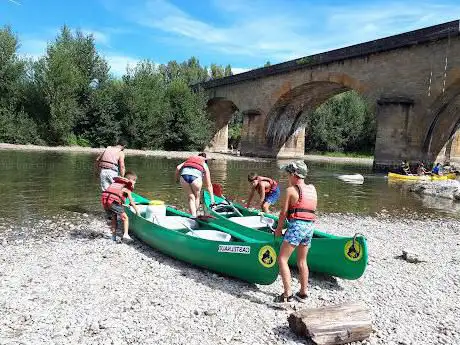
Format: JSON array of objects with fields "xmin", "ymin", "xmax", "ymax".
[{"xmin": 288, "ymin": 302, "xmax": 372, "ymax": 345}]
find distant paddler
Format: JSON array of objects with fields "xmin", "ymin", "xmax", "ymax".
[
  {"xmin": 96, "ymin": 141, "xmax": 126, "ymax": 191},
  {"xmin": 175, "ymin": 153, "xmax": 215, "ymax": 218}
]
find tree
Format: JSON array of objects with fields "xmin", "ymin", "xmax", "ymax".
[
  {"xmin": 0, "ymin": 26, "xmax": 40, "ymax": 144},
  {"xmin": 305, "ymin": 91, "xmax": 376, "ymax": 153},
  {"xmin": 163, "ymin": 79, "xmax": 211, "ymax": 150}
]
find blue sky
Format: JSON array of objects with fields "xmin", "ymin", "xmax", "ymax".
[{"xmin": 1, "ymin": 0, "xmax": 460, "ymax": 76}]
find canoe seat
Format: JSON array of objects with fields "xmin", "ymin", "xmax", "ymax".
[
  {"xmin": 186, "ymin": 230, "xmax": 231, "ymax": 242},
  {"xmin": 152, "ymin": 216, "xmax": 198, "ymax": 230},
  {"xmin": 228, "ymin": 216, "xmax": 268, "ymax": 229}
]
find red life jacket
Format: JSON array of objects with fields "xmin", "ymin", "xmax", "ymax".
[
  {"xmin": 287, "ymin": 184, "xmax": 317, "ymax": 221},
  {"xmin": 99, "ymin": 146, "xmax": 121, "ymax": 171},
  {"xmin": 101, "ymin": 177, "xmax": 134, "ymax": 209},
  {"xmin": 182, "ymin": 156, "xmax": 206, "ymax": 172},
  {"xmin": 257, "ymin": 177, "xmax": 278, "ymax": 193}
]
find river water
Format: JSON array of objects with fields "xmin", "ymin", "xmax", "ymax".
[{"xmin": 0, "ymin": 150, "xmax": 458, "ymax": 222}]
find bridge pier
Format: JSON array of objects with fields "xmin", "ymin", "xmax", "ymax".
[
  {"xmin": 373, "ymin": 97, "xmax": 422, "ymax": 171},
  {"xmin": 240, "ymin": 112, "xmax": 305, "ymax": 158},
  {"xmin": 207, "ymin": 124, "xmax": 228, "ymax": 152}
]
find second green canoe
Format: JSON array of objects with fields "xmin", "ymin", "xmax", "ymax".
[{"xmin": 203, "ymin": 191, "xmax": 368, "ymax": 280}]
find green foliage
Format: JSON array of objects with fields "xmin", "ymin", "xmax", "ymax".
[
  {"xmin": 296, "ymin": 57, "xmax": 313, "ymax": 65},
  {"xmin": 264, "ymin": 61, "xmax": 271, "ymax": 67},
  {"xmin": 228, "ymin": 111, "xmax": 243, "ymax": 149},
  {"xmin": 0, "ymin": 25, "xmax": 234, "ymax": 151},
  {"xmin": 305, "ymin": 91, "xmax": 376, "ymax": 154},
  {"xmin": 163, "ymin": 79, "xmax": 212, "ymax": 150},
  {"xmin": 0, "ymin": 106, "xmax": 41, "ymax": 144}
]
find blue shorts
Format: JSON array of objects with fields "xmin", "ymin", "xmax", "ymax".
[
  {"xmin": 181, "ymin": 174, "xmax": 200, "ymax": 184},
  {"xmin": 264, "ymin": 186, "xmax": 280, "ymax": 205},
  {"xmin": 283, "ymin": 219, "xmax": 314, "ymax": 247}
]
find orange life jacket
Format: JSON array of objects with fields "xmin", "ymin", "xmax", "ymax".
[
  {"xmin": 101, "ymin": 177, "xmax": 134, "ymax": 209},
  {"xmin": 257, "ymin": 177, "xmax": 278, "ymax": 193},
  {"xmin": 287, "ymin": 184, "xmax": 317, "ymax": 221},
  {"xmin": 182, "ymin": 156, "xmax": 206, "ymax": 172},
  {"xmin": 99, "ymin": 146, "xmax": 121, "ymax": 171}
]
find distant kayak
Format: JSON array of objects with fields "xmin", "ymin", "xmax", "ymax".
[
  {"xmin": 337, "ymin": 174, "xmax": 364, "ymax": 184},
  {"xmin": 387, "ymin": 172, "xmax": 456, "ymax": 181}
]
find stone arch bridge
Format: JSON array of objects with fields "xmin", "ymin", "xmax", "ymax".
[{"xmin": 200, "ymin": 20, "xmax": 460, "ymax": 170}]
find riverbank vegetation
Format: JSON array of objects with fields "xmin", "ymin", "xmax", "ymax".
[{"xmin": 1, "ymin": 25, "xmax": 376, "ymax": 154}]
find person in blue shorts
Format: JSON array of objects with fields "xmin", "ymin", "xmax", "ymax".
[
  {"xmin": 175, "ymin": 153, "xmax": 215, "ymax": 217},
  {"xmin": 274, "ymin": 161, "xmax": 317, "ymax": 303},
  {"xmin": 245, "ymin": 173, "xmax": 280, "ymax": 213}
]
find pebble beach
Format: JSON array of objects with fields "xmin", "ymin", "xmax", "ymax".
[{"xmin": 1, "ymin": 211, "xmax": 459, "ymax": 345}]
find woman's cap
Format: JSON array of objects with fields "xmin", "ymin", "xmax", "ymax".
[{"xmin": 281, "ymin": 160, "xmax": 308, "ymax": 178}]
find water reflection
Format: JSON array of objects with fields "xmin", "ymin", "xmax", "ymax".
[{"xmin": 0, "ymin": 151, "xmax": 458, "ymax": 222}]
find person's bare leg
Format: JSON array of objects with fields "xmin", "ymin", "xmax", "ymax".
[
  {"xmin": 111, "ymin": 214, "xmax": 117, "ymax": 238},
  {"xmin": 180, "ymin": 177, "xmax": 197, "ymax": 217},
  {"xmin": 262, "ymin": 202, "xmax": 270, "ymax": 213},
  {"xmin": 278, "ymin": 241, "xmax": 297, "ymax": 297},
  {"xmin": 190, "ymin": 178, "xmax": 203, "ymax": 216},
  {"xmin": 122, "ymin": 214, "xmax": 130, "ymax": 239},
  {"xmin": 296, "ymin": 244, "xmax": 310, "ymax": 295}
]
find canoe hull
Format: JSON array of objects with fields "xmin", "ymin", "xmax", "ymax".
[
  {"xmin": 126, "ymin": 195, "xmax": 279, "ymax": 285},
  {"xmin": 203, "ymin": 192, "xmax": 368, "ymax": 280},
  {"xmin": 388, "ymin": 172, "xmax": 456, "ymax": 181}
]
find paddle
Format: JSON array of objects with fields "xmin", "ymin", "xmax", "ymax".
[{"xmin": 212, "ymin": 183, "xmax": 243, "ymax": 216}]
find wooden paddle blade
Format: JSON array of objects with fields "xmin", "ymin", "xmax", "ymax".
[{"xmin": 212, "ymin": 183, "xmax": 224, "ymax": 197}]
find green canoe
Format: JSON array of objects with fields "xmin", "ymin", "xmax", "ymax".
[
  {"xmin": 203, "ymin": 191, "xmax": 368, "ymax": 280},
  {"xmin": 125, "ymin": 193, "xmax": 279, "ymax": 285}
]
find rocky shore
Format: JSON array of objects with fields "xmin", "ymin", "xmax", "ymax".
[
  {"xmin": 409, "ymin": 179, "xmax": 460, "ymax": 200},
  {"xmin": 1, "ymin": 212, "xmax": 459, "ymax": 345}
]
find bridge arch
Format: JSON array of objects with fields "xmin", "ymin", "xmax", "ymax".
[
  {"xmin": 265, "ymin": 73, "xmax": 369, "ymax": 151},
  {"xmin": 423, "ymin": 78, "xmax": 460, "ymax": 162},
  {"xmin": 206, "ymin": 97, "xmax": 239, "ymax": 152}
]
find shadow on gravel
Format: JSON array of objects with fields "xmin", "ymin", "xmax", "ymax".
[
  {"xmin": 69, "ymin": 229, "xmax": 105, "ymax": 240},
  {"xmin": 271, "ymin": 325, "xmax": 315, "ymax": 345},
  {"xmin": 126, "ymin": 237, "xmax": 344, "ymax": 309}
]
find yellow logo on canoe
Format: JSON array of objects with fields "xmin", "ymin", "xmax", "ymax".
[
  {"xmin": 344, "ymin": 240, "xmax": 363, "ymax": 261},
  {"xmin": 258, "ymin": 245, "xmax": 277, "ymax": 268}
]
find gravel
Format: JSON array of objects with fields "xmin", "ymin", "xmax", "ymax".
[{"xmin": 0, "ymin": 213, "xmax": 459, "ymax": 345}]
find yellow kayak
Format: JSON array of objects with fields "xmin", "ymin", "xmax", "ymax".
[{"xmin": 387, "ymin": 172, "xmax": 456, "ymax": 181}]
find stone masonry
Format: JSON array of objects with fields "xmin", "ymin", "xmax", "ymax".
[{"xmin": 201, "ymin": 20, "xmax": 460, "ymax": 169}]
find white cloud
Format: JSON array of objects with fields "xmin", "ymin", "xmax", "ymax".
[
  {"xmin": 19, "ymin": 38, "xmax": 47, "ymax": 59},
  {"xmin": 232, "ymin": 67, "xmax": 250, "ymax": 75},
  {"xmin": 114, "ymin": 0, "xmax": 460, "ymax": 64},
  {"xmin": 104, "ymin": 54, "xmax": 140, "ymax": 76},
  {"xmin": 82, "ymin": 29, "xmax": 110, "ymax": 46}
]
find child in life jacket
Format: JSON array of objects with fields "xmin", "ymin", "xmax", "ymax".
[
  {"xmin": 101, "ymin": 171, "xmax": 140, "ymax": 242},
  {"xmin": 274, "ymin": 161, "xmax": 317, "ymax": 303},
  {"xmin": 245, "ymin": 173, "xmax": 280, "ymax": 212}
]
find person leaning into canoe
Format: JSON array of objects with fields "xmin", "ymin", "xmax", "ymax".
[
  {"xmin": 101, "ymin": 171, "xmax": 140, "ymax": 242},
  {"xmin": 273, "ymin": 161, "xmax": 316, "ymax": 303},
  {"xmin": 96, "ymin": 141, "xmax": 126, "ymax": 191},
  {"xmin": 245, "ymin": 173, "xmax": 280, "ymax": 212},
  {"xmin": 175, "ymin": 153, "xmax": 215, "ymax": 218}
]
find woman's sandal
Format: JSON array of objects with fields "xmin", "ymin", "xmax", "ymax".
[
  {"xmin": 294, "ymin": 291, "xmax": 308, "ymax": 302},
  {"xmin": 273, "ymin": 293, "xmax": 294, "ymax": 303}
]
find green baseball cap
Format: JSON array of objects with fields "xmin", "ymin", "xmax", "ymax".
[{"xmin": 281, "ymin": 160, "xmax": 308, "ymax": 178}]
